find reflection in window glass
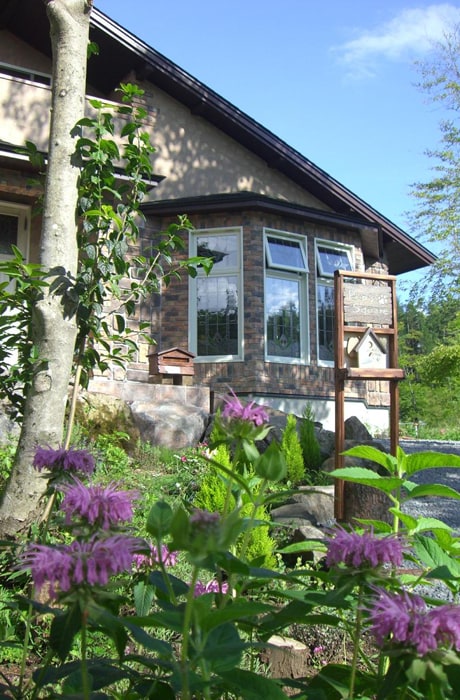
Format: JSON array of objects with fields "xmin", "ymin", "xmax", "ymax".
[
  {"xmin": 196, "ymin": 234, "xmax": 238, "ymax": 270},
  {"xmin": 196, "ymin": 275, "xmax": 238, "ymax": 356},
  {"xmin": 266, "ymin": 237, "xmax": 306, "ymax": 271},
  {"xmin": 0, "ymin": 214, "xmax": 18, "ymax": 255},
  {"xmin": 317, "ymin": 246, "xmax": 352, "ymax": 277},
  {"xmin": 315, "ymin": 241, "xmax": 353, "ymax": 363},
  {"xmin": 264, "ymin": 230, "xmax": 308, "ymax": 362},
  {"xmin": 266, "ymin": 276, "xmax": 300, "ymax": 358}
]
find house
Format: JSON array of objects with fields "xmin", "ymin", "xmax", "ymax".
[{"xmin": 0, "ymin": 1, "xmax": 435, "ymax": 432}]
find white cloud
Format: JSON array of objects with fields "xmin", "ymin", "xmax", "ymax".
[{"xmin": 336, "ymin": 4, "xmax": 460, "ymax": 78}]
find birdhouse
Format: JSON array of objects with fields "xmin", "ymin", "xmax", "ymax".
[
  {"xmin": 348, "ymin": 328, "xmax": 387, "ymax": 369},
  {"xmin": 148, "ymin": 347, "xmax": 195, "ymax": 384}
]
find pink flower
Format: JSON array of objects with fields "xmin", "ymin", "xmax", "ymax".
[
  {"xmin": 222, "ymin": 389, "xmax": 269, "ymax": 427},
  {"xmin": 326, "ymin": 527, "xmax": 404, "ymax": 570},
  {"xmin": 33, "ymin": 446, "xmax": 95, "ymax": 476},
  {"xmin": 367, "ymin": 589, "xmax": 460, "ymax": 655},
  {"xmin": 60, "ymin": 480, "xmax": 138, "ymax": 529},
  {"xmin": 20, "ymin": 535, "xmax": 141, "ymax": 598},
  {"xmin": 194, "ymin": 579, "xmax": 229, "ymax": 597}
]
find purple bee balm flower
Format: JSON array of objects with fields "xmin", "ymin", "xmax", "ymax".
[
  {"xmin": 325, "ymin": 527, "xmax": 404, "ymax": 570},
  {"xmin": 222, "ymin": 389, "xmax": 269, "ymax": 427},
  {"xmin": 60, "ymin": 480, "xmax": 138, "ymax": 529},
  {"xmin": 194, "ymin": 578, "xmax": 229, "ymax": 597},
  {"xmin": 33, "ymin": 446, "xmax": 95, "ymax": 476},
  {"xmin": 133, "ymin": 543, "xmax": 178, "ymax": 569},
  {"xmin": 430, "ymin": 605, "xmax": 460, "ymax": 650},
  {"xmin": 20, "ymin": 535, "xmax": 141, "ymax": 598},
  {"xmin": 367, "ymin": 589, "xmax": 460, "ymax": 656}
]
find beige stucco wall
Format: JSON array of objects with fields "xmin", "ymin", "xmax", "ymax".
[
  {"xmin": 0, "ymin": 30, "xmax": 52, "ymax": 75},
  {"xmin": 1, "ymin": 31, "xmax": 331, "ymax": 213},
  {"xmin": 129, "ymin": 79, "xmax": 331, "ymax": 210}
]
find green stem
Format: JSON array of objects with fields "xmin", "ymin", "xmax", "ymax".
[
  {"xmin": 18, "ymin": 599, "xmax": 33, "ymax": 694},
  {"xmin": 80, "ymin": 608, "xmax": 90, "ymax": 700},
  {"xmin": 156, "ymin": 537, "xmax": 178, "ymax": 605},
  {"xmin": 29, "ymin": 647, "xmax": 54, "ymax": 700},
  {"xmin": 222, "ymin": 475, "xmax": 234, "ymax": 519},
  {"xmin": 349, "ymin": 585, "xmax": 363, "ymax": 700},
  {"xmin": 180, "ymin": 565, "xmax": 200, "ymax": 700}
]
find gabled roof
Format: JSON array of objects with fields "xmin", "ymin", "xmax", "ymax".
[{"xmin": 0, "ymin": 0, "xmax": 436, "ymax": 274}]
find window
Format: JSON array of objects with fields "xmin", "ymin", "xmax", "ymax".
[
  {"xmin": 315, "ymin": 240, "xmax": 353, "ymax": 364},
  {"xmin": 0, "ymin": 62, "xmax": 51, "ymax": 86},
  {"xmin": 264, "ymin": 229, "xmax": 309, "ymax": 363},
  {"xmin": 189, "ymin": 228, "xmax": 243, "ymax": 360},
  {"xmin": 0, "ymin": 203, "xmax": 30, "ymax": 290}
]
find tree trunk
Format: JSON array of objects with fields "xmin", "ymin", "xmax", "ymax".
[{"xmin": 0, "ymin": 0, "xmax": 92, "ymax": 537}]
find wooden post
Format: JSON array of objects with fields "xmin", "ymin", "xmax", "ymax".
[
  {"xmin": 334, "ymin": 271, "xmax": 345, "ymax": 521},
  {"xmin": 333, "ymin": 271, "xmax": 403, "ymax": 521}
]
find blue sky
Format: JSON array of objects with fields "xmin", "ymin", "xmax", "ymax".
[{"xmin": 95, "ymin": 1, "xmax": 460, "ymax": 292}]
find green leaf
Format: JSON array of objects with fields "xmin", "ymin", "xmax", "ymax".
[
  {"xmin": 388, "ymin": 508, "xmax": 417, "ymax": 531},
  {"xmin": 404, "ymin": 483, "xmax": 460, "ymax": 500},
  {"xmin": 329, "ymin": 467, "xmax": 403, "ymax": 494},
  {"xmin": 146, "ymin": 501, "xmax": 173, "ymax": 538},
  {"xmin": 342, "ymin": 445, "xmax": 397, "ymax": 473},
  {"xmin": 278, "ymin": 540, "xmax": 328, "ymax": 554},
  {"xmin": 87, "ymin": 603, "xmax": 128, "ymax": 660},
  {"xmin": 199, "ymin": 623, "xmax": 244, "ymax": 672},
  {"xmin": 148, "ymin": 570, "xmax": 189, "ymax": 597},
  {"xmin": 413, "ymin": 534, "xmax": 460, "ymax": 575},
  {"xmin": 200, "ymin": 600, "xmax": 273, "ymax": 632},
  {"xmin": 119, "ymin": 618, "xmax": 173, "ymax": 655},
  {"xmin": 413, "ymin": 517, "xmax": 453, "ymax": 533},
  {"xmin": 405, "ymin": 451, "xmax": 460, "ymax": 476},
  {"xmin": 133, "ymin": 580, "xmax": 155, "ymax": 616},
  {"xmin": 218, "ymin": 667, "xmax": 287, "ymax": 699},
  {"xmin": 49, "ymin": 604, "xmax": 81, "ymax": 662}
]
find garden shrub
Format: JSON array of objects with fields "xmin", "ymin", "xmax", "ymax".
[
  {"xmin": 240, "ymin": 501, "xmax": 277, "ymax": 568},
  {"xmin": 281, "ymin": 413, "xmax": 305, "ymax": 484},
  {"xmin": 193, "ymin": 445, "xmax": 235, "ymax": 513},
  {"xmin": 299, "ymin": 403, "xmax": 322, "ymax": 473},
  {"xmin": 194, "ymin": 442, "xmax": 276, "ymax": 567}
]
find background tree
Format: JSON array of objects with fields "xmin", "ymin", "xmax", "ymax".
[
  {"xmin": 398, "ymin": 296, "xmax": 460, "ymax": 436},
  {"xmin": 0, "ymin": 2, "xmax": 208, "ymax": 537},
  {"xmin": 0, "ymin": 0, "xmax": 92, "ymax": 536},
  {"xmin": 409, "ymin": 25, "xmax": 460, "ymax": 301}
]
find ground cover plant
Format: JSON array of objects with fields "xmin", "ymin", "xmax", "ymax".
[{"xmin": 1, "ymin": 396, "xmax": 460, "ymax": 698}]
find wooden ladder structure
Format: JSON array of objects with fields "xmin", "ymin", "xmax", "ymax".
[{"xmin": 333, "ymin": 270, "xmax": 404, "ymax": 521}]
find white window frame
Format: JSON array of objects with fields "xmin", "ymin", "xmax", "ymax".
[
  {"xmin": 264, "ymin": 228, "xmax": 309, "ymax": 364},
  {"xmin": 315, "ymin": 239, "xmax": 354, "ymax": 366},
  {"xmin": 0, "ymin": 62, "xmax": 51, "ymax": 86},
  {"xmin": 189, "ymin": 227, "xmax": 243, "ymax": 362}
]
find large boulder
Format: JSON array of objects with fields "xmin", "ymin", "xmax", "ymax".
[
  {"xmin": 130, "ymin": 400, "xmax": 209, "ymax": 450},
  {"xmin": 75, "ymin": 392, "xmax": 140, "ymax": 448},
  {"xmin": 0, "ymin": 399, "xmax": 20, "ymax": 442}
]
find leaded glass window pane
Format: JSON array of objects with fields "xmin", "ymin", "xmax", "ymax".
[
  {"xmin": 266, "ymin": 276, "xmax": 301, "ymax": 358},
  {"xmin": 317, "ymin": 283, "xmax": 335, "ymax": 361},
  {"xmin": 196, "ymin": 275, "xmax": 238, "ymax": 356}
]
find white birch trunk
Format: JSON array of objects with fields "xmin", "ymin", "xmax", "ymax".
[{"xmin": 0, "ymin": 0, "xmax": 92, "ymax": 536}]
